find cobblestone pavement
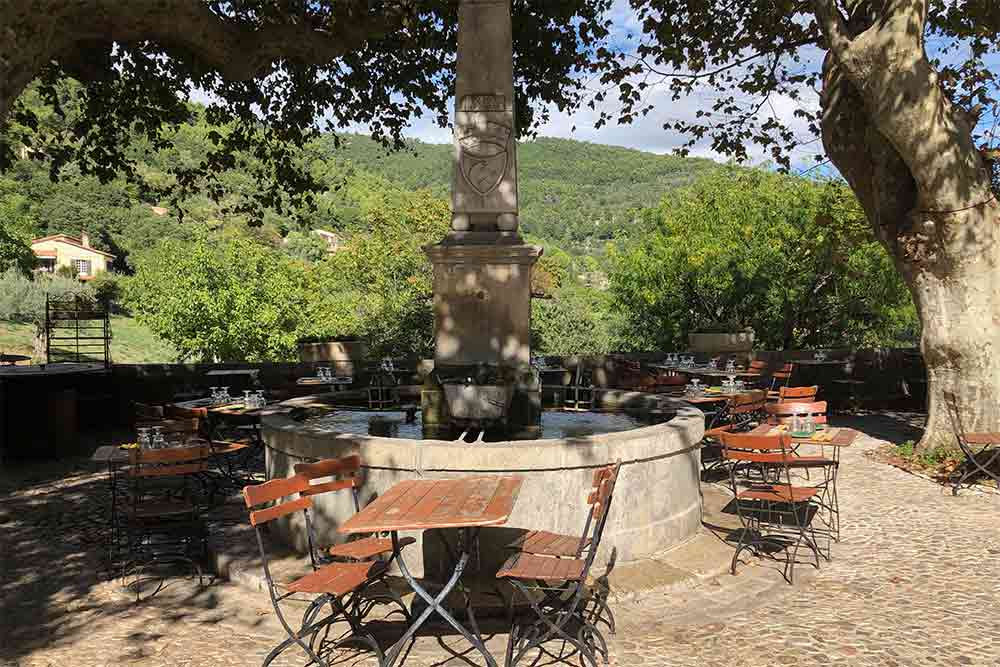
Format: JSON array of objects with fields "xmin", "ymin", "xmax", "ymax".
[{"xmin": 2, "ymin": 413, "xmax": 999, "ymax": 667}]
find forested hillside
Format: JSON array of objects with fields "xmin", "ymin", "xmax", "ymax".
[
  {"xmin": 1, "ymin": 82, "xmax": 916, "ymax": 363},
  {"xmin": 326, "ymin": 134, "xmax": 715, "ymax": 247}
]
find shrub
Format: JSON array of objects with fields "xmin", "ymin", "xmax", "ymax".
[{"xmin": 0, "ymin": 269, "xmax": 93, "ymax": 323}]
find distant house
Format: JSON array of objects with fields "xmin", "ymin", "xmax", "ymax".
[
  {"xmin": 31, "ymin": 232, "xmax": 115, "ymax": 280},
  {"xmin": 312, "ymin": 229, "xmax": 342, "ymax": 254}
]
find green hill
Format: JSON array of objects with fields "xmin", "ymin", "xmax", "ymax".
[{"xmin": 326, "ymin": 134, "xmax": 716, "ymax": 247}]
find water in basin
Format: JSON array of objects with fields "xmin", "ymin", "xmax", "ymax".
[{"xmin": 301, "ymin": 408, "xmax": 647, "ymax": 441}]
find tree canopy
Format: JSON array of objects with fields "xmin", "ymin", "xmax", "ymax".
[{"xmin": 610, "ymin": 167, "xmax": 917, "ymax": 350}]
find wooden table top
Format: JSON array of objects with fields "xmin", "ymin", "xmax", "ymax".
[
  {"xmin": 339, "ymin": 476, "xmax": 523, "ymax": 534},
  {"xmin": 681, "ymin": 389, "xmax": 760, "ymax": 405},
  {"xmin": 749, "ymin": 424, "xmax": 859, "ymax": 447},
  {"xmin": 205, "ymin": 368, "xmax": 260, "ymax": 377},
  {"xmin": 171, "ymin": 398, "xmax": 290, "ymax": 417},
  {"xmin": 794, "ymin": 359, "xmax": 848, "ymax": 366}
]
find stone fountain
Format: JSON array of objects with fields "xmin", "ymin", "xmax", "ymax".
[
  {"xmin": 261, "ymin": 0, "xmax": 705, "ymax": 577},
  {"xmin": 421, "ymin": 0, "xmax": 543, "ymax": 440}
]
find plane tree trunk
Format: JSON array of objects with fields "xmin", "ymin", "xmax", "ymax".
[{"xmin": 814, "ymin": 0, "xmax": 1000, "ymax": 451}]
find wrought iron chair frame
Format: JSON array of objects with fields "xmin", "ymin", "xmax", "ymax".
[
  {"xmin": 120, "ymin": 444, "xmax": 211, "ymax": 601},
  {"xmin": 722, "ymin": 432, "xmax": 823, "ymax": 584},
  {"xmin": 500, "ymin": 462, "xmax": 622, "ymax": 667},
  {"xmin": 764, "ymin": 400, "xmax": 839, "ymax": 547},
  {"xmin": 242, "ymin": 475, "xmax": 386, "ymax": 667},
  {"xmin": 945, "ymin": 392, "xmax": 1000, "ymax": 495}
]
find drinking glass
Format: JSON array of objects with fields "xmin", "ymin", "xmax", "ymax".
[
  {"xmin": 255, "ymin": 390, "xmax": 266, "ymax": 408},
  {"xmin": 137, "ymin": 427, "xmax": 151, "ymax": 448},
  {"xmin": 735, "ymin": 380, "xmax": 746, "ymax": 392},
  {"xmin": 726, "ymin": 358, "xmax": 736, "ymax": 372},
  {"xmin": 244, "ymin": 390, "xmax": 253, "ymax": 407},
  {"xmin": 221, "ymin": 387, "xmax": 231, "ymax": 403},
  {"xmin": 151, "ymin": 426, "xmax": 165, "ymax": 449}
]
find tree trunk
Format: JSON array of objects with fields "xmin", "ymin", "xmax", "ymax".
[
  {"xmin": 815, "ymin": 0, "xmax": 1000, "ymax": 452},
  {"xmin": 906, "ymin": 204, "xmax": 1000, "ymax": 450}
]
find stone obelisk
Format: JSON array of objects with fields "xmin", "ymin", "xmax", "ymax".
[{"xmin": 424, "ymin": 0, "xmax": 542, "ymax": 370}]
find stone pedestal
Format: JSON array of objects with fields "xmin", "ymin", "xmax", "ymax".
[{"xmin": 425, "ymin": 243, "xmax": 541, "ymax": 367}]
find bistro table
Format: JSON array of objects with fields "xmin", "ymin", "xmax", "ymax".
[
  {"xmin": 339, "ymin": 475, "xmax": 523, "ymax": 667},
  {"xmin": 650, "ymin": 364, "xmax": 762, "ymax": 381},
  {"xmin": 171, "ymin": 398, "xmax": 293, "ymax": 483},
  {"xmin": 296, "ymin": 376, "xmax": 354, "ymax": 392}
]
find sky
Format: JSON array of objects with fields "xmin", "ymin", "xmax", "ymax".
[{"xmin": 365, "ymin": 0, "xmax": 828, "ymax": 170}]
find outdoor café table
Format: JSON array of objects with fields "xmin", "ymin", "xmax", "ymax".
[
  {"xmin": 650, "ymin": 364, "xmax": 762, "ymax": 381},
  {"xmin": 748, "ymin": 423, "xmax": 858, "ymax": 464},
  {"xmin": 296, "ymin": 376, "xmax": 354, "ymax": 392},
  {"xmin": 338, "ymin": 475, "xmax": 524, "ymax": 667},
  {"xmin": 171, "ymin": 398, "xmax": 293, "ymax": 483}
]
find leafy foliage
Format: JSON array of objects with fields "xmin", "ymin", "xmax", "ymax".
[
  {"xmin": 124, "ymin": 236, "xmax": 310, "ymax": 362},
  {"xmin": 0, "ymin": 193, "xmax": 37, "ymax": 275},
  {"xmin": 610, "ymin": 167, "xmax": 917, "ymax": 350},
  {"xmin": 0, "ymin": 268, "xmax": 92, "ymax": 323}
]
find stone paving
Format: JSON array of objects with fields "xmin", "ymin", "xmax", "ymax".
[{"xmin": 2, "ymin": 412, "xmax": 999, "ymax": 667}]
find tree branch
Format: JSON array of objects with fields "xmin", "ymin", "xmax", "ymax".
[
  {"xmin": 811, "ymin": 0, "xmax": 853, "ymax": 59},
  {"xmin": 66, "ymin": 0, "xmax": 411, "ymax": 82}
]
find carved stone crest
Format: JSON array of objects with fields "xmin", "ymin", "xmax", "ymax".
[{"xmin": 457, "ymin": 121, "xmax": 512, "ymax": 197}]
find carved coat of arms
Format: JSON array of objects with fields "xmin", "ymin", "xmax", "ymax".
[{"xmin": 457, "ymin": 121, "xmax": 512, "ymax": 197}]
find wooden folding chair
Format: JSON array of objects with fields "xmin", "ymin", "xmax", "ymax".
[
  {"xmin": 765, "ymin": 400, "xmax": 839, "ymax": 545},
  {"xmin": 294, "ymin": 456, "xmax": 412, "ymax": 620},
  {"xmin": 121, "ymin": 444, "xmax": 210, "ymax": 601},
  {"xmin": 243, "ymin": 475, "xmax": 385, "ymax": 667},
  {"xmin": 701, "ymin": 390, "xmax": 767, "ymax": 475},
  {"xmin": 721, "ymin": 432, "xmax": 822, "ymax": 583},
  {"xmin": 499, "ymin": 462, "xmax": 622, "ymax": 667},
  {"xmin": 653, "ymin": 372, "xmax": 688, "ymax": 396},
  {"xmin": 945, "ymin": 391, "xmax": 1000, "ymax": 495},
  {"xmin": 766, "ymin": 363, "xmax": 795, "ymax": 399},
  {"xmin": 778, "ymin": 385, "xmax": 818, "ymax": 403}
]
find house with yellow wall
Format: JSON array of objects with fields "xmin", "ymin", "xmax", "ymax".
[{"xmin": 31, "ymin": 232, "xmax": 115, "ymax": 280}]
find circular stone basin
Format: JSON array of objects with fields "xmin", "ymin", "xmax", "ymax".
[
  {"xmin": 301, "ymin": 408, "xmax": 648, "ymax": 441},
  {"xmin": 262, "ymin": 390, "xmax": 704, "ymax": 577}
]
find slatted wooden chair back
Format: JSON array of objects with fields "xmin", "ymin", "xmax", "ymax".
[
  {"xmin": 720, "ymin": 431, "xmax": 794, "ymax": 464},
  {"xmin": 243, "ymin": 475, "xmax": 313, "ymax": 527},
  {"xmin": 748, "ymin": 360, "xmax": 767, "ymax": 372},
  {"xmin": 127, "ymin": 445, "xmax": 211, "ymax": 518},
  {"xmin": 147, "ymin": 416, "xmax": 204, "ymax": 446},
  {"xmin": 654, "ymin": 372, "xmax": 688, "ymax": 395},
  {"xmin": 730, "ymin": 390, "xmax": 766, "ymax": 415},
  {"xmin": 772, "ymin": 362, "xmax": 795, "ymax": 381},
  {"xmin": 778, "ymin": 385, "xmax": 818, "ymax": 403},
  {"xmin": 583, "ymin": 461, "xmax": 622, "ymax": 571},
  {"xmin": 128, "ymin": 444, "xmax": 210, "ymax": 478},
  {"xmin": 293, "ymin": 455, "xmax": 363, "ymax": 511},
  {"xmin": 766, "ymin": 401, "xmax": 828, "ymax": 425}
]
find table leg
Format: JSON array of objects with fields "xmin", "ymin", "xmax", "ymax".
[{"xmin": 384, "ymin": 530, "xmax": 499, "ymax": 667}]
